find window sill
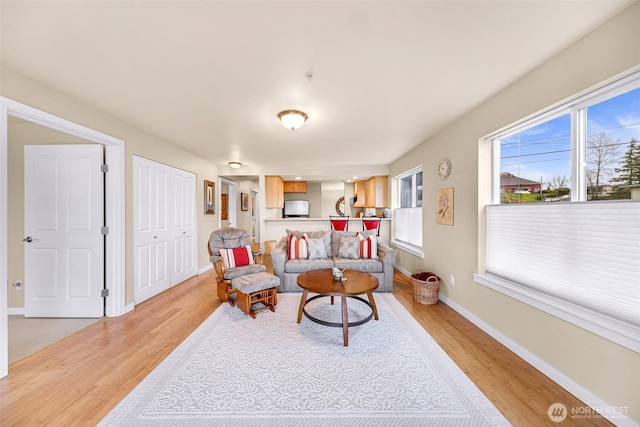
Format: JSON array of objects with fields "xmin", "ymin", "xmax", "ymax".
[
  {"xmin": 473, "ymin": 273, "xmax": 640, "ymax": 354},
  {"xmin": 391, "ymin": 240, "xmax": 424, "ymax": 258}
]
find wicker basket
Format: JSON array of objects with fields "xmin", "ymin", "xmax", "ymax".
[{"xmin": 411, "ymin": 269, "xmax": 441, "ymax": 305}]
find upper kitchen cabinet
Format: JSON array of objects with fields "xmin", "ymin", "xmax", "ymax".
[
  {"xmin": 265, "ymin": 175, "xmax": 284, "ymax": 208},
  {"xmin": 364, "ymin": 176, "xmax": 389, "ymax": 208},
  {"xmin": 353, "ymin": 180, "xmax": 366, "ymax": 207},
  {"xmin": 283, "ymin": 181, "xmax": 307, "ymax": 193}
]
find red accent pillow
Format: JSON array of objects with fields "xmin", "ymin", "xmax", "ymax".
[
  {"xmin": 357, "ymin": 233, "xmax": 378, "ymax": 259},
  {"xmin": 288, "ymin": 233, "xmax": 308, "ymax": 260},
  {"xmin": 219, "ymin": 245, "xmax": 254, "ymax": 268}
]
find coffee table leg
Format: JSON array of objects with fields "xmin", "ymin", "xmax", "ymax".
[
  {"xmin": 367, "ymin": 292, "xmax": 379, "ymax": 320},
  {"xmin": 341, "ymin": 295, "xmax": 349, "ymax": 346},
  {"xmin": 297, "ymin": 290, "xmax": 308, "ymax": 323}
]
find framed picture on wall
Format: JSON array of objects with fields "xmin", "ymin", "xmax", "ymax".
[
  {"xmin": 204, "ymin": 180, "xmax": 215, "ymax": 215},
  {"xmin": 221, "ymin": 194, "xmax": 228, "ymax": 220},
  {"xmin": 436, "ymin": 188, "xmax": 454, "ymax": 225},
  {"xmin": 241, "ymin": 193, "xmax": 249, "ymax": 211}
]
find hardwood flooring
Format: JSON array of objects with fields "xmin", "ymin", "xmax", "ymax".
[{"xmin": 0, "ymin": 267, "xmax": 612, "ymax": 426}]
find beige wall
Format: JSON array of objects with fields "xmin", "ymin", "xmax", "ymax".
[
  {"xmin": 390, "ymin": 3, "xmax": 640, "ymax": 422},
  {"xmin": 1, "ymin": 66, "xmax": 220, "ymax": 307}
]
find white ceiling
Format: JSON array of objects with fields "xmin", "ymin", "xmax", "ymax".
[{"xmin": 1, "ymin": 1, "xmax": 634, "ymax": 181}]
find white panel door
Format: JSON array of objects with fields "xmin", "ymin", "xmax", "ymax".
[
  {"xmin": 170, "ymin": 169, "xmax": 196, "ymax": 285},
  {"xmin": 24, "ymin": 144, "xmax": 104, "ymax": 317},
  {"xmin": 133, "ymin": 156, "xmax": 171, "ymax": 304}
]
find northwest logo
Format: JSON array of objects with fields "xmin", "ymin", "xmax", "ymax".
[{"xmin": 548, "ymin": 403, "xmax": 568, "ymax": 422}]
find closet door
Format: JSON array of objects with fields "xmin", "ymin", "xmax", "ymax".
[
  {"xmin": 133, "ymin": 156, "xmax": 171, "ymax": 304},
  {"xmin": 170, "ymin": 168, "xmax": 196, "ymax": 285},
  {"xmin": 133, "ymin": 156, "xmax": 197, "ymax": 304}
]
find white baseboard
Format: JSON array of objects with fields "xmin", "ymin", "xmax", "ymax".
[
  {"xmin": 198, "ymin": 263, "xmax": 212, "ymax": 275},
  {"xmin": 7, "ymin": 307, "xmax": 24, "ymax": 316},
  {"xmin": 123, "ymin": 303, "xmax": 134, "ymax": 314},
  {"xmin": 437, "ymin": 292, "xmax": 638, "ymax": 427}
]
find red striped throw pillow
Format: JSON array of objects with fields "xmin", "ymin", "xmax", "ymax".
[
  {"xmin": 219, "ymin": 245, "xmax": 254, "ymax": 268},
  {"xmin": 288, "ymin": 233, "xmax": 308, "ymax": 260},
  {"xmin": 357, "ymin": 233, "xmax": 377, "ymax": 259}
]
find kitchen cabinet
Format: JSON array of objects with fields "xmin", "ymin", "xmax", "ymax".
[
  {"xmin": 364, "ymin": 176, "xmax": 388, "ymax": 208},
  {"xmin": 283, "ymin": 181, "xmax": 307, "ymax": 193},
  {"xmin": 353, "ymin": 180, "xmax": 366, "ymax": 207},
  {"xmin": 265, "ymin": 175, "xmax": 284, "ymax": 208}
]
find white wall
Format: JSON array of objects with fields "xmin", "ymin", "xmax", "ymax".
[
  {"xmin": 390, "ymin": 3, "xmax": 640, "ymax": 423},
  {"xmin": 1, "ymin": 67, "xmax": 220, "ymax": 306}
]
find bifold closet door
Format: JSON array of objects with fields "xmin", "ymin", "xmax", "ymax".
[{"xmin": 133, "ymin": 156, "xmax": 196, "ymax": 304}]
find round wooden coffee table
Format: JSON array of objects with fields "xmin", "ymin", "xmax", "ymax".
[{"xmin": 296, "ymin": 269, "xmax": 379, "ymax": 346}]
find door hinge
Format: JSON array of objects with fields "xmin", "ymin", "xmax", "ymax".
[
  {"xmin": 101, "ymin": 164, "xmax": 109, "ymax": 173},
  {"xmin": 101, "ymin": 289, "xmax": 109, "ymax": 298},
  {"xmin": 101, "ymin": 226, "xmax": 109, "ymax": 235}
]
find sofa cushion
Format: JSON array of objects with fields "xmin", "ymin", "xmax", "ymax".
[
  {"xmin": 333, "ymin": 257, "xmax": 384, "ymax": 273},
  {"xmin": 338, "ymin": 236, "xmax": 360, "ymax": 259},
  {"xmin": 307, "ymin": 238, "xmax": 328, "ymax": 259},
  {"xmin": 284, "ymin": 258, "xmax": 335, "ymax": 273},
  {"xmin": 288, "ymin": 233, "xmax": 308, "ymax": 260},
  {"xmin": 331, "ymin": 230, "xmax": 376, "ymax": 257},
  {"xmin": 287, "ymin": 229, "xmax": 331, "ymax": 257}
]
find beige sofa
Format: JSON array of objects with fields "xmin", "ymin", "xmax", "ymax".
[{"xmin": 270, "ymin": 229, "xmax": 397, "ymax": 292}]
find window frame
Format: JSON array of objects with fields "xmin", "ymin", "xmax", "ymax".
[
  {"xmin": 392, "ymin": 166, "xmax": 424, "ymax": 258},
  {"xmin": 477, "ymin": 71, "xmax": 640, "ymax": 353},
  {"xmin": 490, "ymin": 72, "xmax": 640, "ymax": 204}
]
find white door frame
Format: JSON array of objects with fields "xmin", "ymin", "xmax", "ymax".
[
  {"xmin": 0, "ymin": 96, "xmax": 126, "ymax": 378},
  {"xmin": 251, "ymin": 188, "xmax": 260, "ymax": 243},
  {"xmin": 219, "ymin": 177, "xmax": 237, "ymax": 228}
]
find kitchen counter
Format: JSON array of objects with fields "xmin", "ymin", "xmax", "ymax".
[{"xmin": 263, "ymin": 217, "xmax": 390, "ymax": 243}]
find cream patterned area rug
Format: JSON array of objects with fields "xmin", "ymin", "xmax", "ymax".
[{"xmin": 99, "ymin": 294, "xmax": 510, "ymax": 426}]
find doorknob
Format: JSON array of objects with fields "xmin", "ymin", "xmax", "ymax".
[{"xmin": 22, "ymin": 236, "xmax": 33, "ymax": 243}]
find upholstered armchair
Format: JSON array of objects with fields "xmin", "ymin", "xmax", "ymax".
[{"xmin": 208, "ymin": 227, "xmax": 266, "ymax": 305}]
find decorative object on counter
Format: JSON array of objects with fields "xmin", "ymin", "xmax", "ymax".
[
  {"xmin": 362, "ymin": 217, "xmax": 382, "ymax": 236},
  {"xmin": 335, "ymin": 196, "xmax": 346, "ymax": 216},
  {"xmin": 204, "ymin": 180, "xmax": 215, "ymax": 215},
  {"xmin": 228, "ymin": 161, "xmax": 242, "ymax": 169},
  {"xmin": 241, "ymin": 193, "xmax": 249, "ymax": 211},
  {"xmin": 221, "ymin": 194, "xmax": 228, "ymax": 220},
  {"xmin": 436, "ymin": 188, "xmax": 454, "ymax": 225},
  {"xmin": 330, "ymin": 215, "xmax": 349, "ymax": 231},
  {"xmin": 278, "ymin": 109, "xmax": 308, "ymax": 130},
  {"xmin": 438, "ymin": 159, "xmax": 451, "ymax": 180},
  {"xmin": 411, "ymin": 270, "xmax": 441, "ymax": 305}
]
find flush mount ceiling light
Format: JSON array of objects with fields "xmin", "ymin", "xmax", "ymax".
[
  {"xmin": 228, "ymin": 161, "xmax": 242, "ymax": 169},
  {"xmin": 278, "ymin": 110, "xmax": 308, "ymax": 130}
]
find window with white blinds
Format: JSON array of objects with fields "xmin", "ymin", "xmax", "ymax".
[
  {"xmin": 393, "ymin": 207, "xmax": 422, "ymax": 250},
  {"xmin": 483, "ymin": 201, "xmax": 640, "ymax": 351}
]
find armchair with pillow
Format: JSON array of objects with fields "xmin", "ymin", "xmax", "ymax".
[
  {"xmin": 208, "ymin": 227, "xmax": 266, "ymax": 305},
  {"xmin": 271, "ymin": 229, "xmax": 397, "ymax": 292}
]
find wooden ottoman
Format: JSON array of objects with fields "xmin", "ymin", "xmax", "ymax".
[{"xmin": 231, "ymin": 272, "xmax": 280, "ymax": 319}]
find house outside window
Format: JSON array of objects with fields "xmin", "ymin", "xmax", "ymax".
[{"xmin": 393, "ymin": 167, "xmax": 423, "ymax": 257}]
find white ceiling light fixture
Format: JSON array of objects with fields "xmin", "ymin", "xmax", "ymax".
[
  {"xmin": 278, "ymin": 110, "xmax": 308, "ymax": 130},
  {"xmin": 228, "ymin": 161, "xmax": 242, "ymax": 169}
]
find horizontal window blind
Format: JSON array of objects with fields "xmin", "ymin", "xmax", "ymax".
[
  {"xmin": 394, "ymin": 207, "xmax": 422, "ymax": 248},
  {"xmin": 486, "ymin": 201, "xmax": 640, "ymax": 328}
]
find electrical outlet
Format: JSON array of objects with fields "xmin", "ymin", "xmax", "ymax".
[
  {"xmin": 449, "ymin": 274, "xmax": 455, "ymax": 286},
  {"xmin": 12, "ymin": 280, "xmax": 23, "ymax": 290}
]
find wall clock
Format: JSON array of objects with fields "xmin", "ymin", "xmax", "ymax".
[{"xmin": 438, "ymin": 159, "xmax": 451, "ymax": 180}]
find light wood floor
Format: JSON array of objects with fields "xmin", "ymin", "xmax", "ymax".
[{"xmin": 0, "ymin": 267, "xmax": 612, "ymax": 426}]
